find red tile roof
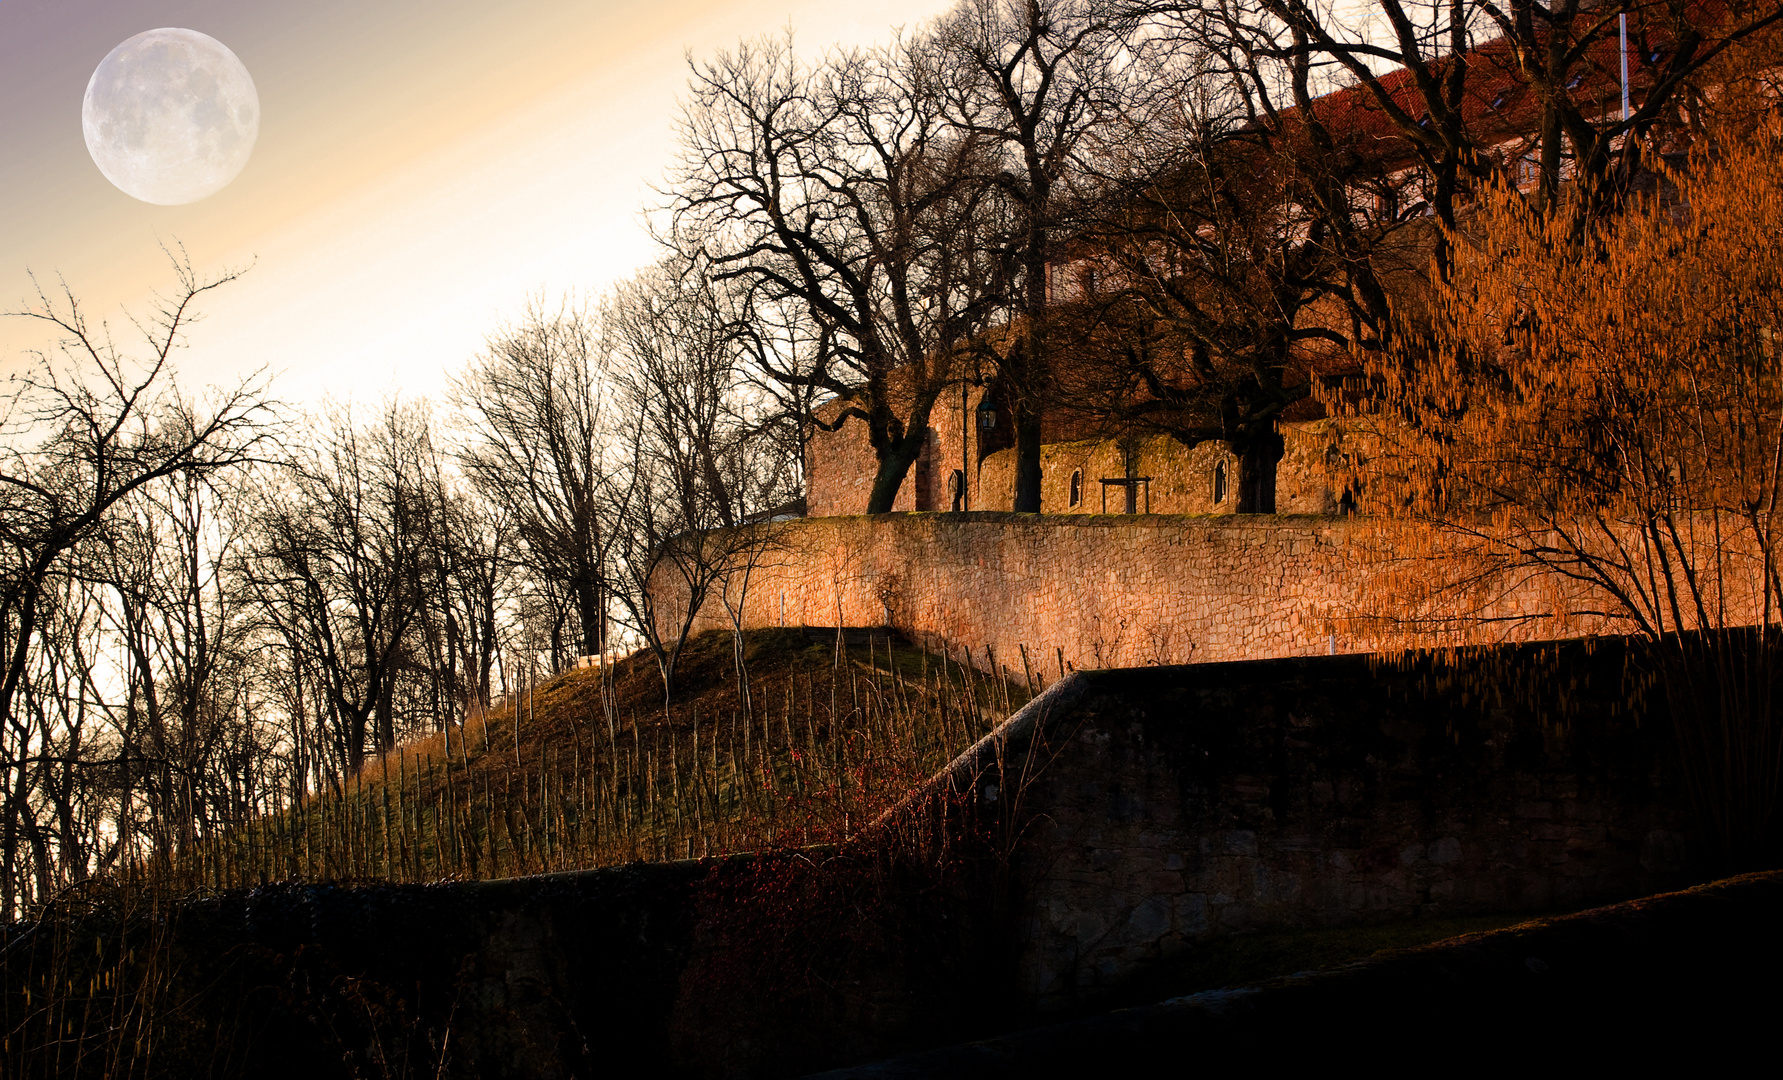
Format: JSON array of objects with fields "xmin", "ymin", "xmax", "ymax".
[{"xmin": 1285, "ymin": 2, "xmax": 1726, "ymax": 165}]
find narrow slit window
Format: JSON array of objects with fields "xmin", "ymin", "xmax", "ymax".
[
  {"xmin": 1069, "ymin": 469, "xmax": 1083, "ymax": 508},
  {"xmin": 1213, "ymin": 460, "xmax": 1228, "ymax": 505}
]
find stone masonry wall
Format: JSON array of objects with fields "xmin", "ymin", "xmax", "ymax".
[
  {"xmin": 93, "ymin": 644, "xmax": 1704, "ymax": 1076},
  {"xmin": 809, "ymin": 411, "xmax": 1340, "ymax": 517},
  {"xmin": 652, "ymin": 512, "xmax": 1608, "ymax": 676},
  {"xmin": 970, "ymin": 643, "xmax": 1698, "ymax": 1012},
  {"xmin": 806, "ymin": 384, "xmax": 991, "ymax": 516},
  {"xmin": 974, "ymin": 425, "xmax": 1341, "ymax": 517}
]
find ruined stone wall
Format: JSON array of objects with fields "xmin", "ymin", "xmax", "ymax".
[
  {"xmin": 652, "ymin": 512, "xmax": 1605, "ymax": 675},
  {"xmin": 810, "ymin": 413, "xmax": 1341, "ymax": 517},
  {"xmin": 975, "ymin": 435, "xmax": 1230, "ymax": 516},
  {"xmin": 969, "ymin": 425, "xmax": 1343, "ymax": 517},
  {"xmin": 806, "ymin": 402, "xmax": 897, "ymax": 517},
  {"xmin": 805, "ymin": 385, "xmax": 992, "ymax": 517}
]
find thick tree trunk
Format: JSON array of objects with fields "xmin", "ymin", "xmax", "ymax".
[
  {"xmin": 1123, "ymin": 435, "xmax": 1140, "ymax": 514},
  {"xmin": 1235, "ymin": 427, "xmax": 1284, "ymax": 514},
  {"xmin": 1012, "ymin": 252, "xmax": 1049, "ymax": 514},
  {"xmin": 1013, "ymin": 402, "xmax": 1044, "ymax": 513},
  {"xmin": 347, "ymin": 712, "xmax": 370, "ymax": 776},
  {"xmin": 1537, "ymin": 19, "xmax": 1568, "ymax": 212},
  {"xmin": 575, "ymin": 578, "xmax": 605, "ymax": 659},
  {"xmin": 377, "ymin": 676, "xmax": 396, "ymax": 754},
  {"xmin": 864, "ymin": 444, "xmax": 923, "ymax": 514},
  {"xmin": 863, "ymin": 402, "xmax": 941, "ymax": 514},
  {"xmin": 656, "ymin": 642, "xmax": 682, "ymax": 710}
]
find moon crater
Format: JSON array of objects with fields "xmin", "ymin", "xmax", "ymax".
[{"xmin": 83, "ymin": 29, "xmax": 260, "ymax": 205}]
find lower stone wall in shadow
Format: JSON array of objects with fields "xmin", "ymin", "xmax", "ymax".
[
  {"xmin": 7, "ymin": 638, "xmax": 1709, "ymax": 1078},
  {"xmin": 814, "ymin": 871, "xmax": 1783, "ymax": 1077},
  {"xmin": 983, "ymin": 638, "xmax": 1697, "ymax": 1013}
]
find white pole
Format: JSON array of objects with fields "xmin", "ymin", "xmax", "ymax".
[{"xmin": 1620, "ymin": 13, "xmax": 1631, "ymax": 122}]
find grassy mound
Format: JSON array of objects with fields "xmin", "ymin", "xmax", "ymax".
[{"xmin": 176, "ymin": 628, "xmax": 1029, "ymax": 888}]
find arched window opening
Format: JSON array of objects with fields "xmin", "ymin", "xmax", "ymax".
[
  {"xmin": 1068, "ymin": 469, "xmax": 1083, "ymax": 508},
  {"xmin": 1213, "ymin": 459, "xmax": 1228, "ymax": 505}
]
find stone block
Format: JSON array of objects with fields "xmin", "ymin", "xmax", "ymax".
[
  {"xmin": 1128, "ymin": 896, "xmax": 1172, "ymax": 940},
  {"xmin": 1174, "ymin": 893, "xmax": 1209, "ymax": 935},
  {"xmin": 1640, "ymin": 830, "xmax": 1689, "ymax": 873},
  {"xmin": 1221, "ymin": 830, "xmax": 1258, "ymax": 855}
]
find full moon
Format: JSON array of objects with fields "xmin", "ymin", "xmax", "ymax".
[{"xmin": 82, "ymin": 29, "xmax": 259, "ymax": 205}]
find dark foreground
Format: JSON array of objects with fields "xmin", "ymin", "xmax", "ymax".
[{"xmin": 817, "ymin": 870, "xmax": 1783, "ymax": 1076}]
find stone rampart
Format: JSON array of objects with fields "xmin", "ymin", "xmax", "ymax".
[
  {"xmin": 817, "ymin": 872, "xmax": 1783, "ymax": 1076},
  {"xmin": 807, "ymin": 412, "xmax": 1341, "ymax": 517},
  {"xmin": 970, "ymin": 645, "xmax": 1696, "ymax": 1012},
  {"xmin": 80, "ymin": 641, "xmax": 1705, "ymax": 1078},
  {"xmin": 651, "ymin": 512, "xmax": 1602, "ymax": 675}
]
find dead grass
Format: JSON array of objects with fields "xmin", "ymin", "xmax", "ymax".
[{"xmin": 169, "ymin": 628, "xmax": 1031, "ymax": 888}]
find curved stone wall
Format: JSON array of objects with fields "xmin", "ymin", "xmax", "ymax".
[{"xmin": 649, "ymin": 512, "xmax": 1615, "ymax": 678}]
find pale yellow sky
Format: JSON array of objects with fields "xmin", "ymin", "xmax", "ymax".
[{"xmin": 0, "ymin": 0, "xmax": 958, "ymax": 407}]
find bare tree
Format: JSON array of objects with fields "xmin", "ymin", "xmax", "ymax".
[
  {"xmin": 603, "ymin": 263, "xmax": 799, "ymax": 701},
  {"xmin": 1052, "ymin": 29, "xmax": 1414, "ymax": 509},
  {"xmin": 3, "ymin": 575, "xmax": 107, "ymax": 907},
  {"xmin": 726, "ymin": 291, "xmax": 830, "ymax": 504},
  {"xmin": 671, "ymin": 34, "xmax": 1005, "ymax": 513},
  {"xmin": 0, "ymin": 259, "xmax": 273, "ymax": 913},
  {"xmin": 1135, "ymin": 0, "xmax": 1783, "ymax": 240},
  {"xmin": 453, "ymin": 300, "xmax": 613, "ymax": 660},
  {"xmin": 413, "ymin": 470, "xmax": 512, "ymax": 722},
  {"xmin": 89, "ymin": 468, "xmax": 262, "ymax": 876},
  {"xmin": 239, "ymin": 402, "xmax": 434, "ymax": 777},
  {"xmin": 607, "ymin": 262, "xmax": 803, "ymax": 529},
  {"xmin": 930, "ymin": 0, "xmax": 1127, "ymax": 512}
]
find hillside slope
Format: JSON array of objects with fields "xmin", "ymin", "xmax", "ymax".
[{"xmin": 186, "ymin": 628, "xmax": 1031, "ymax": 887}]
